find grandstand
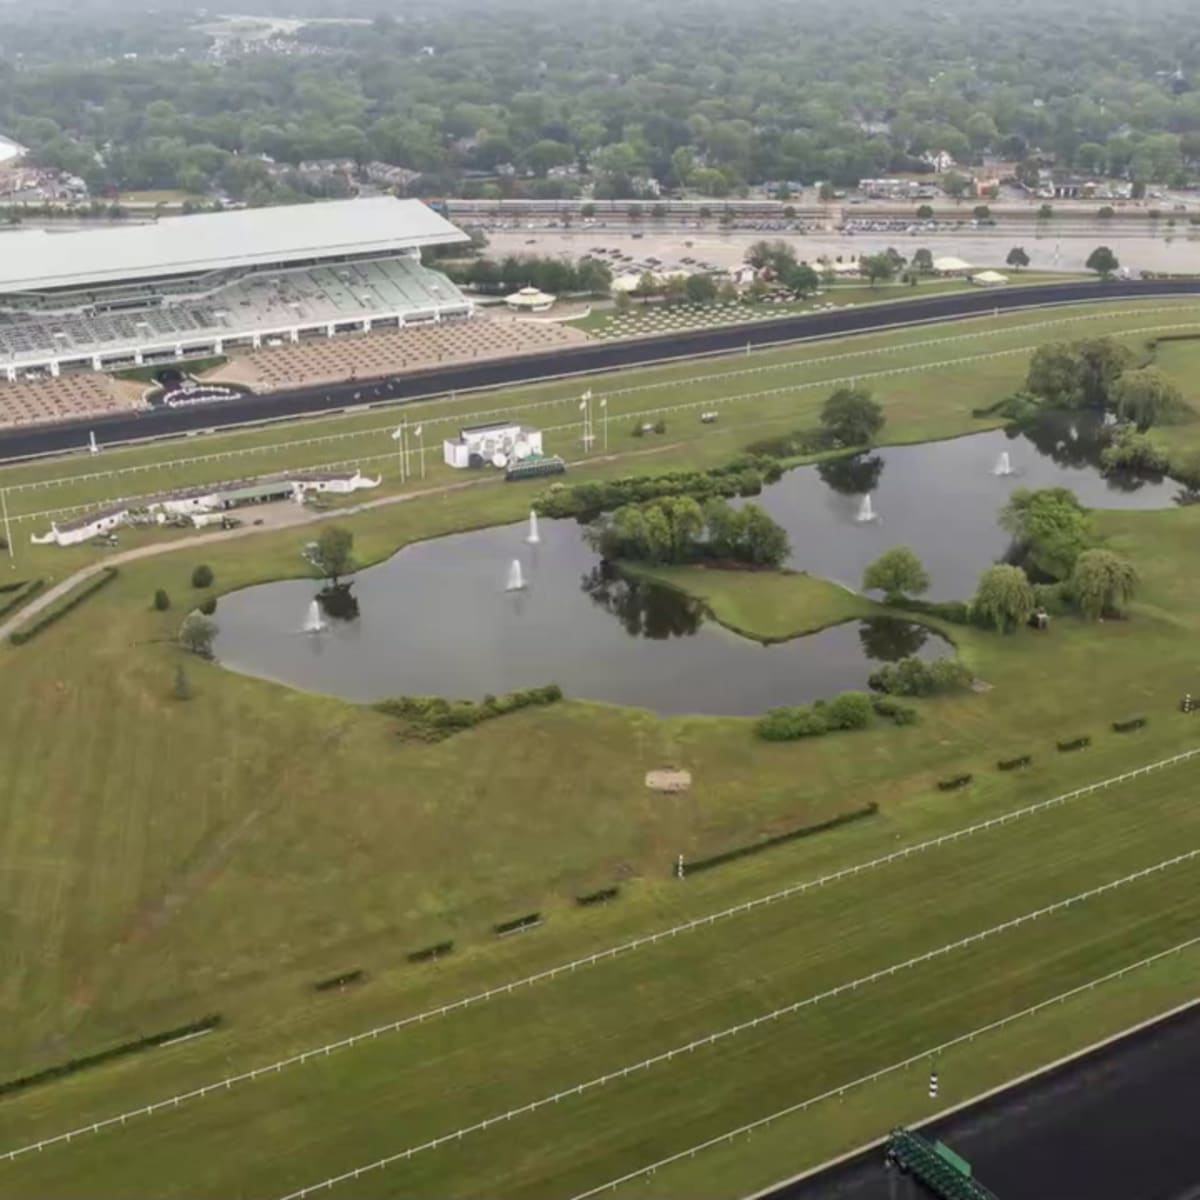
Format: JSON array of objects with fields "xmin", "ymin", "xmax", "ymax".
[{"xmin": 0, "ymin": 197, "xmax": 472, "ymax": 381}]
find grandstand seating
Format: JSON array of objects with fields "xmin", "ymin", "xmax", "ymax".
[
  {"xmin": 0, "ymin": 375, "xmax": 134, "ymax": 429},
  {"xmin": 0, "ymin": 256, "xmax": 469, "ymax": 372}
]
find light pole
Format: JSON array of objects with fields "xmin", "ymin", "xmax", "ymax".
[
  {"xmin": 580, "ymin": 390, "xmax": 594, "ymax": 452},
  {"xmin": 414, "ymin": 424, "xmax": 425, "ymax": 479},
  {"xmin": 1, "ymin": 488, "xmax": 12, "ymax": 567},
  {"xmin": 392, "ymin": 421, "xmax": 407, "ymax": 483},
  {"xmin": 599, "ymin": 396, "xmax": 608, "ymax": 451}
]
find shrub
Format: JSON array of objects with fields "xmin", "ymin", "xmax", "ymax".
[
  {"xmin": 1056, "ymin": 735, "xmax": 1091, "ymax": 752},
  {"xmin": 679, "ymin": 804, "xmax": 879, "ymax": 875},
  {"xmin": 9, "ymin": 567, "xmax": 118, "ymax": 645},
  {"xmin": 198, "ymin": 596, "xmax": 217, "ymax": 616},
  {"xmin": 756, "ymin": 704, "xmax": 829, "ymax": 741},
  {"xmin": 494, "ymin": 913, "xmax": 542, "ymax": 936},
  {"xmin": 313, "ymin": 969, "xmax": 365, "ymax": 992},
  {"xmin": 825, "ymin": 691, "xmax": 874, "ymax": 730},
  {"xmin": 653, "ymin": 418, "xmax": 667, "ymax": 434},
  {"xmin": 406, "ymin": 941, "xmax": 454, "ymax": 963},
  {"xmin": 868, "ymin": 655, "xmax": 972, "ymax": 697},
  {"xmin": 870, "ymin": 695, "xmax": 919, "ymax": 725},
  {"xmin": 576, "ymin": 886, "xmax": 620, "ymax": 906},
  {"xmin": 191, "ymin": 564, "xmax": 214, "ymax": 588},
  {"xmin": 1112, "ymin": 715, "xmax": 1147, "ymax": 733},
  {"xmin": 937, "ymin": 773, "xmax": 973, "ymax": 791},
  {"xmin": 1032, "ymin": 581, "xmax": 1072, "ymax": 616},
  {"xmin": 375, "ymin": 684, "xmax": 563, "ymax": 740},
  {"xmin": 631, "ymin": 422, "xmax": 645, "ymax": 438},
  {"xmin": 886, "ymin": 596, "xmax": 971, "ymax": 625},
  {"xmin": 154, "ymin": 588, "xmax": 171, "ymax": 612},
  {"xmin": 0, "ymin": 577, "xmax": 45, "ymax": 621},
  {"xmin": 0, "ymin": 1015, "xmax": 221, "ymax": 1099},
  {"xmin": 997, "ymin": 754, "xmax": 1032, "ymax": 770}
]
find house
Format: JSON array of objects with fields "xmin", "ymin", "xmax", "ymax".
[{"xmin": 443, "ymin": 421, "xmax": 543, "ymax": 469}]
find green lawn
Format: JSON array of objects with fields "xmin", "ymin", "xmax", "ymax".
[{"xmin": 2, "ymin": 296, "xmax": 1200, "ymax": 1198}]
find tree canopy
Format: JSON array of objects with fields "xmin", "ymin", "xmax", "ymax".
[
  {"xmin": 1111, "ymin": 367, "xmax": 1184, "ymax": 431},
  {"xmin": 999, "ymin": 486, "xmax": 1092, "ymax": 579},
  {"xmin": 862, "ymin": 546, "xmax": 930, "ymax": 599},
  {"xmin": 313, "ymin": 526, "xmax": 356, "ymax": 584},
  {"xmin": 820, "ymin": 387, "xmax": 885, "ymax": 447},
  {"xmin": 1086, "ymin": 246, "xmax": 1120, "ymax": 278},
  {"xmin": 972, "ymin": 564, "xmax": 1036, "ymax": 633},
  {"xmin": 1070, "ymin": 549, "xmax": 1138, "ymax": 619}
]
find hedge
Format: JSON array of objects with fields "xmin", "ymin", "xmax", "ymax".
[
  {"xmin": 0, "ymin": 577, "xmax": 44, "ymax": 621},
  {"xmin": 313, "ymin": 969, "xmax": 365, "ymax": 992},
  {"xmin": 576, "ymin": 886, "xmax": 620, "ymax": 907},
  {"xmin": 997, "ymin": 754, "xmax": 1032, "ymax": 771},
  {"xmin": 407, "ymin": 940, "xmax": 454, "ymax": 963},
  {"xmin": 886, "ymin": 595, "xmax": 972, "ymax": 625},
  {"xmin": 1112, "ymin": 715, "xmax": 1147, "ymax": 733},
  {"xmin": 0, "ymin": 1014, "xmax": 221, "ymax": 1099},
  {"xmin": 1057, "ymin": 735, "xmax": 1091, "ymax": 752},
  {"xmin": 9, "ymin": 567, "xmax": 118, "ymax": 645},
  {"xmin": 376, "ymin": 684, "xmax": 563, "ymax": 741},
  {"xmin": 937, "ymin": 773, "xmax": 973, "ymax": 791},
  {"xmin": 494, "ymin": 913, "xmax": 542, "ymax": 936},
  {"xmin": 679, "ymin": 804, "xmax": 879, "ymax": 876}
]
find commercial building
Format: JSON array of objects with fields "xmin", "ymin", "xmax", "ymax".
[{"xmin": 443, "ymin": 420, "xmax": 544, "ymax": 469}]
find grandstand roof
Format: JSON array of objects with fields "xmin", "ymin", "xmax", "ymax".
[{"xmin": 0, "ymin": 197, "xmax": 468, "ymax": 294}]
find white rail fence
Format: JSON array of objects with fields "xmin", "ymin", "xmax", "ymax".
[
  {"xmin": 4, "ymin": 747, "xmax": 1194, "ymax": 1165},
  {"xmin": 273, "ymin": 851, "xmax": 1200, "ymax": 1199},
  {"xmin": 566, "ymin": 935, "xmax": 1200, "ymax": 1200}
]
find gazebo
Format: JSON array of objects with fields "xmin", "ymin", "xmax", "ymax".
[{"xmin": 504, "ymin": 286, "xmax": 555, "ymax": 312}]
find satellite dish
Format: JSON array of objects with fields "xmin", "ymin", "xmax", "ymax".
[
  {"xmin": 513, "ymin": 439, "xmax": 532, "ymax": 460},
  {"xmin": 492, "ymin": 452, "xmax": 508, "ymax": 469}
]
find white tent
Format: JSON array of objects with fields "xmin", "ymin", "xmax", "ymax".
[
  {"xmin": 504, "ymin": 286, "xmax": 555, "ymax": 312},
  {"xmin": 971, "ymin": 270, "xmax": 1009, "ymax": 287},
  {"xmin": 932, "ymin": 255, "xmax": 973, "ymax": 274}
]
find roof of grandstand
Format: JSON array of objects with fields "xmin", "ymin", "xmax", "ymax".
[{"xmin": 0, "ymin": 197, "xmax": 468, "ymax": 293}]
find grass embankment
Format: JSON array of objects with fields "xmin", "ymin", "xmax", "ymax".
[
  {"xmin": 3, "ymin": 298, "xmax": 1198, "ymax": 582},
  {"xmin": 2, "ymin": 298, "xmax": 1200, "ymax": 1197},
  {"xmin": 112, "ymin": 355, "xmax": 229, "ymax": 384},
  {"xmin": 1, "ymin": 762, "xmax": 1197, "ymax": 1198}
]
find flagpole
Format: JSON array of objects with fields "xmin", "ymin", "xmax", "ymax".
[
  {"xmin": 600, "ymin": 397, "xmax": 608, "ymax": 451},
  {"xmin": 415, "ymin": 425, "xmax": 425, "ymax": 479},
  {"xmin": 1, "ymin": 488, "xmax": 13, "ymax": 566}
]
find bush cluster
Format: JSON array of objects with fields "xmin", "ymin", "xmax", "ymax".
[
  {"xmin": 1031, "ymin": 581, "xmax": 1072, "ymax": 616},
  {"xmin": 1100, "ymin": 429, "xmax": 1170, "ymax": 475},
  {"xmin": 313, "ymin": 970, "xmax": 365, "ymax": 992},
  {"xmin": 191, "ymin": 564, "xmax": 214, "ymax": 588},
  {"xmin": 743, "ymin": 428, "xmax": 833, "ymax": 459},
  {"xmin": 937, "ymin": 774, "xmax": 973, "ymax": 791},
  {"xmin": 870, "ymin": 695, "xmax": 919, "ymax": 725},
  {"xmin": 868, "ymin": 656, "xmax": 972, "ymax": 697},
  {"xmin": 407, "ymin": 941, "xmax": 454, "ymax": 963},
  {"xmin": 535, "ymin": 455, "xmax": 781, "ymax": 520},
  {"xmin": 1112, "ymin": 715, "xmax": 1148, "ymax": 733},
  {"xmin": 9, "ymin": 567, "xmax": 118, "ymax": 645},
  {"xmin": 0, "ymin": 577, "xmax": 45, "ymax": 621},
  {"xmin": 997, "ymin": 754, "xmax": 1033, "ymax": 771},
  {"xmin": 756, "ymin": 690, "xmax": 874, "ymax": 742},
  {"xmin": 576, "ymin": 886, "xmax": 620, "ymax": 907},
  {"xmin": 0, "ymin": 1015, "xmax": 221, "ymax": 1099},
  {"xmin": 1056, "ymin": 735, "xmax": 1091, "ymax": 752},
  {"xmin": 885, "ymin": 595, "xmax": 972, "ymax": 625},
  {"xmin": 679, "ymin": 805, "xmax": 879, "ymax": 876},
  {"xmin": 376, "ymin": 684, "xmax": 563, "ymax": 740},
  {"xmin": 494, "ymin": 913, "xmax": 542, "ymax": 936}
]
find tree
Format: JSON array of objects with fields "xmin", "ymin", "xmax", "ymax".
[
  {"xmin": 178, "ymin": 612, "xmax": 218, "ymax": 658},
  {"xmin": 1026, "ymin": 342, "xmax": 1084, "ymax": 407},
  {"xmin": 972, "ymin": 204, "xmax": 991, "ymax": 219},
  {"xmin": 821, "ymin": 387, "xmax": 885, "ymax": 446},
  {"xmin": 1111, "ymin": 367, "xmax": 1183, "ymax": 431},
  {"xmin": 739, "ymin": 503, "xmax": 790, "ymax": 566},
  {"xmin": 1076, "ymin": 338, "xmax": 1134, "ymax": 408},
  {"xmin": 313, "ymin": 526, "xmax": 355, "ymax": 584},
  {"xmin": 782, "ymin": 263, "xmax": 820, "ymax": 296},
  {"xmin": 915, "ymin": 205, "xmax": 934, "ymax": 220},
  {"xmin": 1071, "ymin": 550, "xmax": 1138, "ymax": 620},
  {"xmin": 685, "ymin": 273, "xmax": 717, "ymax": 305},
  {"xmin": 1038, "ymin": 203, "xmax": 1054, "ymax": 219},
  {"xmin": 1005, "ymin": 246, "xmax": 1030, "ymax": 271},
  {"xmin": 942, "ymin": 172, "xmax": 972, "ymax": 200},
  {"xmin": 862, "ymin": 546, "xmax": 930, "ymax": 600},
  {"xmin": 153, "ymin": 588, "xmax": 171, "ymax": 611},
  {"xmin": 825, "ymin": 691, "xmax": 873, "ymax": 730},
  {"xmin": 1086, "ymin": 246, "xmax": 1119, "ymax": 278},
  {"xmin": 172, "ymin": 664, "xmax": 192, "ymax": 701},
  {"xmin": 912, "ymin": 247, "xmax": 934, "ymax": 274},
  {"xmin": 818, "ymin": 181, "xmax": 836, "ymax": 202},
  {"xmin": 973, "ymin": 564, "xmax": 1035, "ymax": 633},
  {"xmin": 862, "ymin": 253, "xmax": 896, "ymax": 288},
  {"xmin": 999, "ymin": 486, "xmax": 1092, "ymax": 579}
]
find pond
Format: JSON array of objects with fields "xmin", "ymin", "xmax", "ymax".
[
  {"xmin": 212, "ymin": 420, "xmax": 1178, "ymax": 714},
  {"xmin": 758, "ymin": 416, "xmax": 1179, "ymax": 599},
  {"xmin": 213, "ymin": 516, "xmax": 948, "ymax": 716}
]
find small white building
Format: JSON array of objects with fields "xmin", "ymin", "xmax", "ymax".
[
  {"xmin": 289, "ymin": 469, "xmax": 382, "ymax": 498},
  {"xmin": 971, "ymin": 270, "xmax": 1009, "ymax": 287},
  {"xmin": 932, "ymin": 255, "xmax": 974, "ymax": 275},
  {"xmin": 504, "ymin": 286, "xmax": 555, "ymax": 312},
  {"xmin": 31, "ymin": 504, "xmax": 129, "ymax": 547},
  {"xmin": 443, "ymin": 421, "xmax": 543, "ymax": 469}
]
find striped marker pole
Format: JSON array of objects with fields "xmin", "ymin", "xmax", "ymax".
[{"xmin": 928, "ymin": 1068, "xmax": 939, "ymax": 1099}]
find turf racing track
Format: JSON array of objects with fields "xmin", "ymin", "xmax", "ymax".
[{"xmin": 2, "ymin": 279, "xmax": 1198, "ymax": 464}]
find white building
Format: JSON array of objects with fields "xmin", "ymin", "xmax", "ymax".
[
  {"xmin": 0, "ymin": 197, "xmax": 472, "ymax": 380},
  {"xmin": 31, "ymin": 504, "xmax": 129, "ymax": 547},
  {"xmin": 504, "ymin": 286, "xmax": 555, "ymax": 312},
  {"xmin": 443, "ymin": 421, "xmax": 543, "ymax": 469}
]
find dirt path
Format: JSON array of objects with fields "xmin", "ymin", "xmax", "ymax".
[{"xmin": 0, "ymin": 441, "xmax": 682, "ymax": 642}]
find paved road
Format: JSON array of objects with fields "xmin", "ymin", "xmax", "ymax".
[
  {"xmin": 761, "ymin": 1000, "xmax": 1200, "ymax": 1200},
  {"xmin": 2, "ymin": 279, "xmax": 1199, "ymax": 465}
]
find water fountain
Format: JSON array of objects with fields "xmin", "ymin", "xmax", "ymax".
[
  {"xmin": 303, "ymin": 599, "xmax": 326, "ymax": 633},
  {"xmin": 856, "ymin": 494, "xmax": 877, "ymax": 523},
  {"xmin": 993, "ymin": 450, "xmax": 1013, "ymax": 476},
  {"xmin": 525, "ymin": 510, "xmax": 541, "ymax": 544},
  {"xmin": 506, "ymin": 559, "xmax": 527, "ymax": 591}
]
